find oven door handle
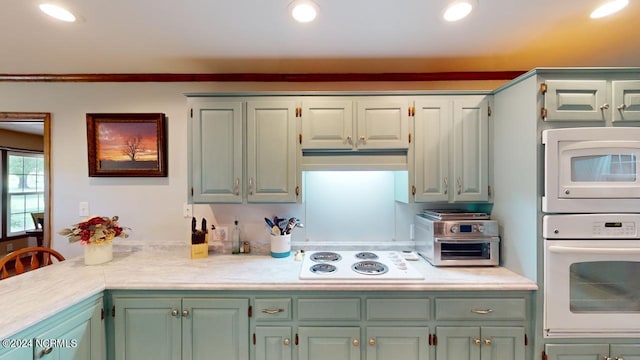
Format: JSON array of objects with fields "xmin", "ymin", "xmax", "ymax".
[{"xmin": 548, "ymin": 245, "xmax": 640, "ymax": 255}]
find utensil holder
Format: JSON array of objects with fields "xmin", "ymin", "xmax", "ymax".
[{"xmin": 270, "ymin": 234, "xmax": 291, "ymax": 258}]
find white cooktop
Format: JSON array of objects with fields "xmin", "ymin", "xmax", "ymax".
[{"xmin": 299, "ymin": 251, "xmax": 424, "ymax": 280}]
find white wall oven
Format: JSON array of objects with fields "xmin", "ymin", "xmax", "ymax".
[
  {"xmin": 543, "ymin": 214, "xmax": 640, "ymax": 338},
  {"xmin": 543, "ymin": 127, "xmax": 640, "ymax": 213}
]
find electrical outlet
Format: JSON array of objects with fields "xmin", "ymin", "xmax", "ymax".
[
  {"xmin": 79, "ymin": 202, "xmax": 89, "ymax": 217},
  {"xmin": 183, "ymin": 203, "xmax": 193, "ymax": 218}
]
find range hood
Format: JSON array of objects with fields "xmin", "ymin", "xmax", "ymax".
[{"xmin": 301, "ymin": 149, "xmax": 408, "ymax": 171}]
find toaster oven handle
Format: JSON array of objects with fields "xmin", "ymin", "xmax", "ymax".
[
  {"xmin": 548, "ymin": 245, "xmax": 640, "ymax": 255},
  {"xmin": 434, "ymin": 237, "xmax": 500, "ymax": 243}
]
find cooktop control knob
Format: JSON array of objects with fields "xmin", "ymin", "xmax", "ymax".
[
  {"xmin": 476, "ymin": 224, "xmax": 484, "ymax": 233},
  {"xmin": 450, "ymin": 226, "xmax": 458, "ymax": 233}
]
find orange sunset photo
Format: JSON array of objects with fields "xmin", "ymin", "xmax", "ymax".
[{"xmin": 96, "ymin": 121, "xmax": 159, "ymax": 170}]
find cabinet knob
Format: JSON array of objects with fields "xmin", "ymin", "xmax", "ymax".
[
  {"xmin": 284, "ymin": 338, "xmax": 290, "ymax": 346},
  {"xmin": 182, "ymin": 309, "xmax": 189, "ymax": 317},
  {"xmin": 484, "ymin": 338, "xmax": 492, "ymax": 346},
  {"xmin": 171, "ymin": 309, "xmax": 179, "ymax": 316},
  {"xmin": 615, "ymin": 357, "xmax": 624, "ymax": 360},
  {"xmin": 359, "ymin": 136, "xmax": 366, "ymax": 144},
  {"xmin": 345, "ymin": 135, "xmax": 353, "ymax": 144},
  {"xmin": 618, "ymin": 104, "xmax": 627, "ymax": 111},
  {"xmin": 42, "ymin": 347, "xmax": 53, "ymax": 355},
  {"xmin": 248, "ymin": 177, "xmax": 254, "ymax": 195},
  {"xmin": 369, "ymin": 338, "xmax": 376, "ymax": 346},
  {"xmin": 474, "ymin": 338, "xmax": 481, "ymax": 346},
  {"xmin": 600, "ymin": 103, "xmax": 610, "ymax": 110},
  {"xmin": 234, "ymin": 178, "xmax": 240, "ymax": 196},
  {"xmin": 352, "ymin": 339, "xmax": 360, "ymax": 347}
]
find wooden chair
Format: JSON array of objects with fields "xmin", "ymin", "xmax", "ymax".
[{"xmin": 0, "ymin": 246, "xmax": 65, "ymax": 280}]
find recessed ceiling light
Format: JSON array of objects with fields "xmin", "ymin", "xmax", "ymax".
[
  {"xmin": 590, "ymin": 0, "xmax": 628, "ymax": 18},
  {"xmin": 443, "ymin": 0, "xmax": 475, "ymax": 22},
  {"xmin": 39, "ymin": 3, "xmax": 76, "ymax": 22},
  {"xmin": 289, "ymin": 0, "xmax": 319, "ymax": 23}
]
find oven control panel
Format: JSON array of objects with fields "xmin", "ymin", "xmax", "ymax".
[{"xmin": 543, "ymin": 214, "xmax": 640, "ymax": 239}]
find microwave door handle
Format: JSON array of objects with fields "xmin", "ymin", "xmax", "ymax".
[{"xmin": 548, "ymin": 245, "xmax": 640, "ymax": 255}]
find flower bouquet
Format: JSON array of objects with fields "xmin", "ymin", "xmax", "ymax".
[{"xmin": 59, "ymin": 216, "xmax": 129, "ymax": 265}]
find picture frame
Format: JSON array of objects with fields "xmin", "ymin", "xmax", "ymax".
[{"xmin": 86, "ymin": 113, "xmax": 167, "ymax": 177}]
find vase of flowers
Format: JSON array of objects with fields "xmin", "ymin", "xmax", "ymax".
[{"xmin": 59, "ymin": 216, "xmax": 129, "ymax": 265}]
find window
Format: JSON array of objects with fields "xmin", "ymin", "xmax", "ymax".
[{"xmin": 6, "ymin": 152, "xmax": 44, "ymax": 236}]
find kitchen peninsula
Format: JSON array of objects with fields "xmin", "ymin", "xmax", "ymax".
[{"xmin": 0, "ymin": 247, "xmax": 536, "ymax": 360}]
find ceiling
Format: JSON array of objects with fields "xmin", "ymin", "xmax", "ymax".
[
  {"xmin": 1, "ymin": 0, "xmax": 639, "ymax": 75},
  {"xmin": 0, "ymin": 122, "xmax": 43, "ymax": 136}
]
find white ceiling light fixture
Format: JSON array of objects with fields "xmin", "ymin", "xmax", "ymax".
[
  {"xmin": 289, "ymin": 0, "xmax": 319, "ymax": 23},
  {"xmin": 39, "ymin": 3, "xmax": 76, "ymax": 22},
  {"xmin": 590, "ymin": 0, "xmax": 629, "ymax": 18},
  {"xmin": 443, "ymin": 0, "xmax": 476, "ymax": 22}
]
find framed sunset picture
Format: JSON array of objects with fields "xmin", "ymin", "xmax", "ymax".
[{"xmin": 86, "ymin": 113, "xmax": 167, "ymax": 177}]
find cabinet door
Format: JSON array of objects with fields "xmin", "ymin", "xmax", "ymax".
[
  {"xmin": 182, "ymin": 298, "xmax": 249, "ymax": 360},
  {"xmin": 301, "ymin": 100, "xmax": 354, "ymax": 150},
  {"xmin": 480, "ymin": 327, "xmax": 525, "ymax": 360},
  {"xmin": 255, "ymin": 326, "xmax": 292, "ymax": 360},
  {"xmin": 436, "ymin": 327, "xmax": 480, "ymax": 360},
  {"xmin": 413, "ymin": 99, "xmax": 451, "ymax": 202},
  {"xmin": 366, "ymin": 327, "xmax": 429, "ymax": 360},
  {"xmin": 543, "ymin": 80, "xmax": 608, "ymax": 121},
  {"xmin": 297, "ymin": 327, "xmax": 360, "ymax": 360},
  {"xmin": 611, "ymin": 344, "xmax": 640, "ymax": 360},
  {"xmin": 452, "ymin": 97, "xmax": 489, "ymax": 202},
  {"xmin": 34, "ymin": 297, "xmax": 104, "ymax": 360},
  {"xmin": 544, "ymin": 344, "xmax": 610, "ymax": 360},
  {"xmin": 356, "ymin": 99, "xmax": 409, "ymax": 150},
  {"xmin": 113, "ymin": 297, "xmax": 182, "ymax": 360},
  {"xmin": 612, "ymin": 80, "xmax": 640, "ymax": 122},
  {"xmin": 246, "ymin": 100, "xmax": 298, "ymax": 203},
  {"xmin": 190, "ymin": 100, "xmax": 244, "ymax": 203},
  {"xmin": 0, "ymin": 347, "xmax": 31, "ymax": 360}
]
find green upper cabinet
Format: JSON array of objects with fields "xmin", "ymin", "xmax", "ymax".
[
  {"xmin": 612, "ymin": 80, "xmax": 640, "ymax": 122},
  {"xmin": 542, "ymin": 79, "xmax": 640, "ymax": 122},
  {"xmin": 301, "ymin": 97, "xmax": 409, "ymax": 151},
  {"xmin": 189, "ymin": 100, "xmax": 243, "ymax": 203},
  {"xmin": 301, "ymin": 99, "xmax": 354, "ymax": 150},
  {"xmin": 246, "ymin": 100, "xmax": 298, "ymax": 203},
  {"xmin": 413, "ymin": 96, "xmax": 489, "ymax": 202},
  {"xmin": 188, "ymin": 97, "xmax": 299, "ymax": 203}
]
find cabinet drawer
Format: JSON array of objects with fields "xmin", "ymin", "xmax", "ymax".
[
  {"xmin": 435, "ymin": 298, "xmax": 526, "ymax": 321},
  {"xmin": 297, "ymin": 298, "xmax": 361, "ymax": 321},
  {"xmin": 366, "ymin": 299, "xmax": 430, "ymax": 321},
  {"xmin": 254, "ymin": 298, "xmax": 292, "ymax": 321}
]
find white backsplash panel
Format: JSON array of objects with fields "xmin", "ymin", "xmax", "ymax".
[{"xmin": 304, "ymin": 171, "xmax": 396, "ymax": 243}]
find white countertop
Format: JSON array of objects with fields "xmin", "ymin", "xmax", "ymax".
[{"xmin": 0, "ymin": 248, "xmax": 537, "ymax": 339}]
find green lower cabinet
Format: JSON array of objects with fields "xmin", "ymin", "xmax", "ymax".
[
  {"xmin": 366, "ymin": 327, "xmax": 429, "ymax": 360},
  {"xmin": 254, "ymin": 326, "xmax": 292, "ymax": 360},
  {"xmin": 545, "ymin": 344, "xmax": 640, "ymax": 360},
  {"xmin": 436, "ymin": 326, "xmax": 524, "ymax": 360},
  {"xmin": 113, "ymin": 296, "xmax": 249, "ymax": 360},
  {"xmin": 297, "ymin": 327, "xmax": 360, "ymax": 360},
  {"xmin": 0, "ymin": 345, "xmax": 32, "ymax": 360}
]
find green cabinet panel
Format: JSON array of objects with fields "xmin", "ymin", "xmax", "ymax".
[
  {"xmin": 113, "ymin": 296, "xmax": 248, "ymax": 360},
  {"xmin": 544, "ymin": 344, "xmax": 610, "ymax": 360},
  {"xmin": 436, "ymin": 326, "xmax": 524, "ymax": 360},
  {"xmin": 435, "ymin": 298, "xmax": 526, "ymax": 321},
  {"xmin": 356, "ymin": 99, "xmax": 409, "ymax": 150},
  {"xmin": 543, "ymin": 80, "xmax": 608, "ymax": 121},
  {"xmin": 436, "ymin": 327, "xmax": 480, "ymax": 360},
  {"xmin": 366, "ymin": 299, "xmax": 430, "ymax": 321},
  {"xmin": 246, "ymin": 100, "xmax": 298, "ymax": 203},
  {"xmin": 189, "ymin": 100, "xmax": 244, "ymax": 203},
  {"xmin": 545, "ymin": 344, "xmax": 640, "ymax": 360},
  {"xmin": 0, "ymin": 346, "xmax": 31, "ymax": 360},
  {"xmin": 113, "ymin": 297, "xmax": 182, "ymax": 360},
  {"xmin": 611, "ymin": 344, "xmax": 640, "ymax": 360},
  {"xmin": 612, "ymin": 80, "xmax": 640, "ymax": 122},
  {"xmin": 254, "ymin": 298, "xmax": 292, "ymax": 321},
  {"xmin": 297, "ymin": 298, "xmax": 361, "ymax": 321},
  {"xmin": 182, "ymin": 298, "xmax": 249, "ymax": 360},
  {"xmin": 301, "ymin": 99, "xmax": 354, "ymax": 150},
  {"xmin": 413, "ymin": 96, "xmax": 489, "ymax": 202},
  {"xmin": 297, "ymin": 327, "xmax": 360, "ymax": 360},
  {"xmin": 254, "ymin": 326, "xmax": 292, "ymax": 360},
  {"xmin": 366, "ymin": 327, "xmax": 429, "ymax": 360}
]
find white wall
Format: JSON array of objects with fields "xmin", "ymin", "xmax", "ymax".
[{"xmin": 2, "ymin": 81, "xmax": 494, "ymax": 258}]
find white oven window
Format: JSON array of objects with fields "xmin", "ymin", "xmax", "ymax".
[
  {"xmin": 571, "ymin": 154, "xmax": 637, "ymax": 182},
  {"xmin": 570, "ymin": 261, "xmax": 640, "ymax": 312}
]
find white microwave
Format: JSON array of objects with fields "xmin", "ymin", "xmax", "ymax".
[{"xmin": 542, "ymin": 127, "xmax": 640, "ymax": 213}]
